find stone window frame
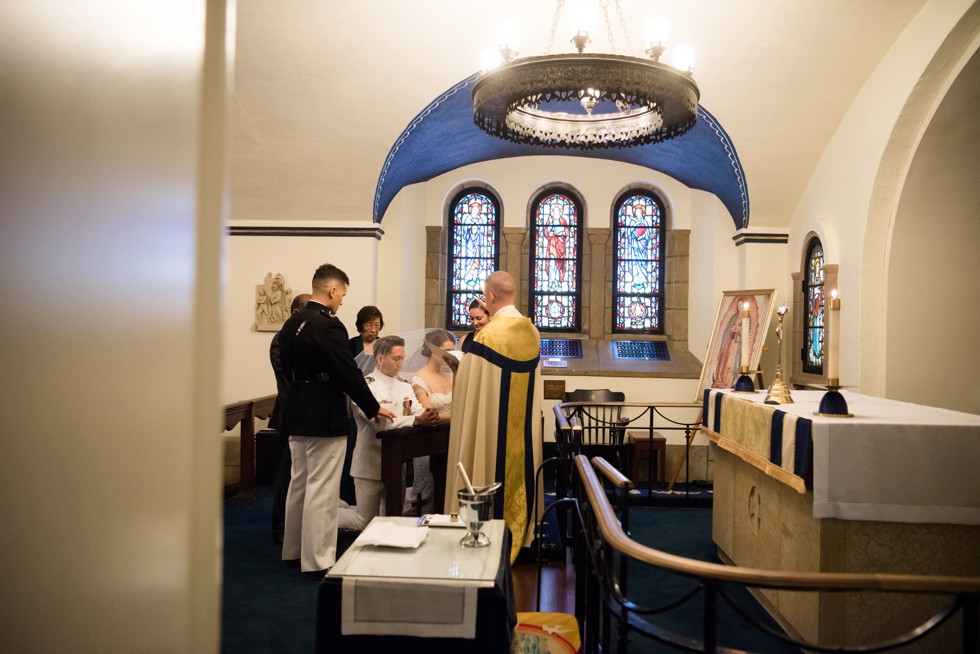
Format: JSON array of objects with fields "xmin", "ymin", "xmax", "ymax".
[
  {"xmin": 610, "ymin": 187, "xmax": 669, "ymax": 336},
  {"xmin": 525, "ymin": 184, "xmax": 587, "ymax": 333},
  {"xmin": 424, "ymin": 182, "xmax": 503, "ymax": 330},
  {"xmin": 791, "ymin": 232, "xmax": 838, "ymax": 388},
  {"xmin": 443, "ymin": 185, "xmax": 502, "ymax": 329},
  {"xmin": 424, "ymin": 181, "xmax": 690, "ymax": 353}
]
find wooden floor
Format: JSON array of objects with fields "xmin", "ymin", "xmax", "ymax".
[{"xmin": 512, "ymin": 552, "xmax": 576, "ymax": 614}]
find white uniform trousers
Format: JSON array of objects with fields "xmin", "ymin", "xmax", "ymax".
[
  {"xmin": 282, "ymin": 434, "xmax": 347, "ymax": 572},
  {"xmin": 337, "ymin": 477, "xmax": 386, "ymax": 531}
]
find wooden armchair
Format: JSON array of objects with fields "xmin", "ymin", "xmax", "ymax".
[{"xmin": 560, "ymin": 389, "xmax": 630, "ymax": 475}]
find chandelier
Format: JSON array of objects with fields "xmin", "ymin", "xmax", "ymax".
[{"xmin": 472, "ymin": 2, "xmax": 700, "ymax": 150}]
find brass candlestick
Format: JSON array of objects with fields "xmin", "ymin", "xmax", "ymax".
[{"xmin": 765, "ymin": 303, "xmax": 794, "ymax": 405}]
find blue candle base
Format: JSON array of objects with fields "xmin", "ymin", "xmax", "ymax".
[
  {"xmin": 815, "ymin": 390, "xmax": 853, "ymax": 417},
  {"xmin": 733, "ymin": 374, "xmax": 755, "ymax": 393}
]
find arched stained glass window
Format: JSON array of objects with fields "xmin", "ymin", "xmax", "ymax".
[
  {"xmin": 446, "ymin": 188, "xmax": 500, "ymax": 329},
  {"xmin": 529, "ymin": 190, "xmax": 583, "ymax": 332},
  {"xmin": 803, "ymin": 238, "xmax": 824, "ymax": 374},
  {"xmin": 612, "ymin": 191, "xmax": 666, "ymax": 333}
]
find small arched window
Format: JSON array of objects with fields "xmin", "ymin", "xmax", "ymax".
[
  {"xmin": 529, "ymin": 189, "xmax": 583, "ymax": 332},
  {"xmin": 803, "ymin": 238, "xmax": 825, "ymax": 374},
  {"xmin": 446, "ymin": 188, "xmax": 500, "ymax": 329},
  {"xmin": 612, "ymin": 190, "xmax": 666, "ymax": 333}
]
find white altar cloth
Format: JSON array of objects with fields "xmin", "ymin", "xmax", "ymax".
[{"xmin": 714, "ymin": 390, "xmax": 980, "ymax": 525}]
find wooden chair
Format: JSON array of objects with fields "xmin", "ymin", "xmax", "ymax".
[{"xmin": 560, "ymin": 389, "xmax": 630, "ymax": 475}]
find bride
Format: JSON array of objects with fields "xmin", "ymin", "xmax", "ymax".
[{"xmin": 410, "ymin": 328, "xmax": 455, "ymax": 513}]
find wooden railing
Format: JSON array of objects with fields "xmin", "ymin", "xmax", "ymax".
[
  {"xmin": 571, "ymin": 454, "xmax": 980, "ymax": 653},
  {"xmin": 222, "ymin": 394, "xmax": 277, "ymax": 500}
]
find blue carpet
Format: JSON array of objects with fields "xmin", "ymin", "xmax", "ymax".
[
  {"xmin": 619, "ymin": 506, "xmax": 800, "ymax": 653},
  {"xmin": 222, "ymin": 487, "xmax": 797, "ymax": 653},
  {"xmin": 222, "ymin": 488, "xmax": 319, "ymax": 654}
]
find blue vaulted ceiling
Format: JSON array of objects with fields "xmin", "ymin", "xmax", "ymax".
[{"xmin": 373, "ymin": 74, "xmax": 748, "ymax": 228}]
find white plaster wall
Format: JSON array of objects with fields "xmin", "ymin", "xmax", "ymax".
[
  {"xmin": 377, "ymin": 187, "xmax": 429, "ymax": 335},
  {"xmin": 886, "ymin": 47, "xmax": 980, "ymax": 414},
  {"xmin": 787, "ymin": 0, "xmax": 977, "ymax": 392},
  {"xmin": 688, "ymin": 192, "xmax": 740, "ymax": 362},
  {"xmin": 223, "ymin": 231, "xmax": 379, "ymax": 404},
  {"xmin": 0, "ymin": 1, "xmax": 223, "ymax": 650},
  {"xmin": 420, "ymin": 156, "xmax": 697, "ymax": 230},
  {"xmin": 737, "ymin": 239, "xmax": 791, "ymax": 380}
]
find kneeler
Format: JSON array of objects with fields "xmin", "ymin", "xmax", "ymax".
[{"xmin": 512, "ymin": 611, "xmax": 580, "ymax": 654}]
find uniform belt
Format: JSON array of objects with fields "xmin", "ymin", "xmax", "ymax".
[{"xmin": 292, "ymin": 372, "xmax": 330, "ymax": 383}]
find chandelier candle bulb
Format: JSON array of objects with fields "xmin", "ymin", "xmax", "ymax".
[
  {"xmin": 827, "ymin": 290, "xmax": 840, "ymax": 384},
  {"xmin": 480, "ymin": 48, "xmax": 503, "ymax": 72},
  {"xmin": 570, "ymin": 7, "xmax": 593, "ymax": 37},
  {"xmin": 740, "ymin": 302, "xmax": 751, "ymax": 370},
  {"xmin": 496, "ymin": 21, "xmax": 519, "ymax": 51},
  {"xmin": 645, "ymin": 19, "xmax": 668, "ymax": 49},
  {"xmin": 672, "ymin": 44, "xmax": 695, "ymax": 74}
]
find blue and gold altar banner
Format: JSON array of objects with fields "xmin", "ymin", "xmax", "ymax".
[{"xmin": 700, "ymin": 389, "xmax": 812, "ymax": 493}]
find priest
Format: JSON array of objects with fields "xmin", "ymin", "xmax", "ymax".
[{"xmin": 445, "ymin": 271, "xmax": 543, "ymax": 562}]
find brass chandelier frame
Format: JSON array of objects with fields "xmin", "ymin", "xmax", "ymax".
[{"xmin": 472, "ymin": 52, "xmax": 700, "ymax": 149}]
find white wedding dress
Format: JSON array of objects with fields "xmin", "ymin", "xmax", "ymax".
[{"xmin": 410, "ymin": 375, "xmax": 452, "ymax": 514}]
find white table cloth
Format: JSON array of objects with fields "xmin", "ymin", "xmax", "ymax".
[
  {"xmin": 703, "ymin": 389, "xmax": 980, "ymax": 525},
  {"xmin": 330, "ymin": 516, "xmax": 504, "ymax": 638}
]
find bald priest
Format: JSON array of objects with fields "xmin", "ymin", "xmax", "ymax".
[{"xmin": 444, "ymin": 271, "xmax": 543, "ymax": 563}]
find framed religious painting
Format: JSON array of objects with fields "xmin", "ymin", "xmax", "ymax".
[{"xmin": 695, "ymin": 289, "xmax": 776, "ymax": 401}]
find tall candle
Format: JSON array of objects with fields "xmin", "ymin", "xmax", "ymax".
[
  {"xmin": 826, "ymin": 290, "xmax": 840, "ymax": 383},
  {"xmin": 740, "ymin": 302, "xmax": 750, "ymax": 370}
]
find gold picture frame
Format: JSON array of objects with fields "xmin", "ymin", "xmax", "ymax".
[{"xmin": 695, "ymin": 289, "xmax": 776, "ymax": 401}]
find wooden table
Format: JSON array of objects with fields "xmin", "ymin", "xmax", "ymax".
[{"xmin": 378, "ymin": 425, "xmax": 449, "ymax": 516}]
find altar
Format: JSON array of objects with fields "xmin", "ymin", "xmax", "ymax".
[{"xmin": 702, "ymin": 389, "xmax": 980, "ymax": 651}]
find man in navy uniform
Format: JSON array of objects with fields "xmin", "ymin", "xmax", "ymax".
[
  {"xmin": 278, "ymin": 264, "xmax": 395, "ymax": 577},
  {"xmin": 339, "ymin": 335, "xmax": 439, "ymax": 530}
]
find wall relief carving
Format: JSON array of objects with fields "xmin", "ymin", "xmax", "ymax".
[{"xmin": 254, "ymin": 272, "xmax": 292, "ymax": 331}]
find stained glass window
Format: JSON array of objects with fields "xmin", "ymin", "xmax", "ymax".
[
  {"xmin": 612, "ymin": 191, "xmax": 665, "ymax": 333},
  {"xmin": 529, "ymin": 190, "xmax": 582, "ymax": 331},
  {"xmin": 446, "ymin": 188, "xmax": 500, "ymax": 328},
  {"xmin": 803, "ymin": 238, "xmax": 824, "ymax": 374}
]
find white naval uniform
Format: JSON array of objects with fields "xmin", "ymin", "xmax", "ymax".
[{"xmin": 338, "ymin": 370, "xmax": 423, "ymax": 530}]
